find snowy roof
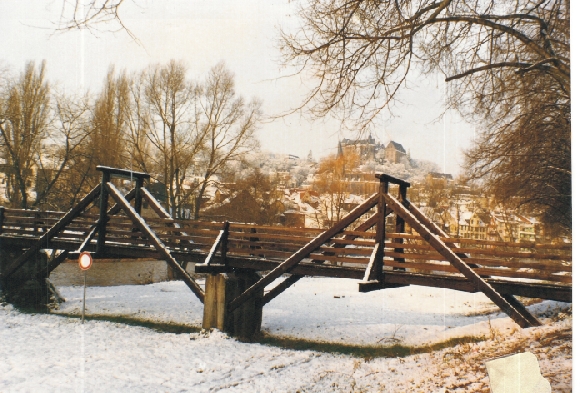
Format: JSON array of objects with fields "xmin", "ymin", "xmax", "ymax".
[
  {"xmin": 386, "ymin": 141, "xmax": 406, "ymax": 153},
  {"xmin": 428, "ymin": 172, "xmax": 453, "ymax": 180}
]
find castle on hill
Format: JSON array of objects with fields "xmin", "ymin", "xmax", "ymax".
[{"xmin": 338, "ymin": 134, "xmax": 409, "ymax": 165}]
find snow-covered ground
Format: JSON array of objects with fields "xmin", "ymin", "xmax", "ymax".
[{"xmin": 1, "ymin": 278, "xmax": 572, "ymax": 392}]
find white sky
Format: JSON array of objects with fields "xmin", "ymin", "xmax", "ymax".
[{"xmin": 0, "ymin": 0, "xmax": 477, "ymax": 175}]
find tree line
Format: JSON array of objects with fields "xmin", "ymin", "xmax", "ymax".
[{"xmin": 0, "ymin": 60, "xmax": 261, "ymax": 219}]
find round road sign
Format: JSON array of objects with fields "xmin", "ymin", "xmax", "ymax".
[{"xmin": 79, "ymin": 252, "xmax": 93, "ymax": 270}]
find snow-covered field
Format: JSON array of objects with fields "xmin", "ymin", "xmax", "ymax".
[{"xmin": 1, "ymin": 278, "xmax": 572, "ymax": 392}]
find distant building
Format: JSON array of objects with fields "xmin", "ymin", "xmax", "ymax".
[
  {"xmin": 425, "ymin": 172, "xmax": 454, "ymax": 187},
  {"xmin": 384, "ymin": 141, "xmax": 407, "ymax": 164},
  {"xmin": 337, "ymin": 135, "xmax": 411, "ymax": 165},
  {"xmin": 338, "ymin": 134, "xmax": 385, "ymax": 163}
]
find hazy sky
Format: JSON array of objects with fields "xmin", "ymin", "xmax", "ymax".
[{"xmin": 0, "ymin": 0, "xmax": 476, "ymax": 175}]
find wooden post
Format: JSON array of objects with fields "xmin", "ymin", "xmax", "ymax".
[
  {"xmin": 224, "ymin": 270, "xmax": 263, "ymax": 341},
  {"xmin": 134, "ymin": 177, "xmax": 144, "ymax": 215},
  {"xmin": 249, "ymin": 227, "xmax": 258, "ymax": 256},
  {"xmin": 96, "ymin": 170, "xmax": 111, "ymax": 254},
  {"xmin": 0, "ymin": 206, "xmax": 5, "ymax": 235},
  {"xmin": 34, "ymin": 211, "xmax": 40, "ymax": 235},
  {"xmin": 393, "ymin": 184, "xmax": 407, "ymax": 270},
  {"xmin": 372, "ymin": 177, "xmax": 387, "ymax": 281},
  {"xmin": 202, "ymin": 274, "xmax": 227, "ymax": 330},
  {"xmin": 359, "ymin": 177, "xmax": 387, "ymax": 291},
  {"xmin": 220, "ymin": 221, "xmax": 229, "ymax": 265}
]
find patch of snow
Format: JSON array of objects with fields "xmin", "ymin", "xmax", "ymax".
[{"xmin": 1, "ymin": 277, "xmax": 571, "ymax": 391}]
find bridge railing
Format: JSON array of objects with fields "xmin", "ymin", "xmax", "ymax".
[{"xmin": 0, "ymin": 205, "xmax": 571, "ymax": 287}]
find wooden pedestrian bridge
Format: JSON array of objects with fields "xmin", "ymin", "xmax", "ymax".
[{"xmin": 0, "ymin": 166, "xmax": 571, "ymax": 339}]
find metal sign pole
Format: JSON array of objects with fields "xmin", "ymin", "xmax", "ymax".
[
  {"xmin": 78, "ymin": 251, "xmax": 92, "ymax": 324},
  {"xmin": 82, "ymin": 269, "xmax": 86, "ymax": 324}
]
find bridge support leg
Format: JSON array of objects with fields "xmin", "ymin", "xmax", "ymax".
[
  {"xmin": 225, "ymin": 270, "xmax": 263, "ymax": 341},
  {"xmin": 0, "ymin": 245, "xmax": 50, "ymax": 309},
  {"xmin": 202, "ymin": 271, "xmax": 263, "ymax": 342},
  {"xmin": 202, "ymin": 274, "xmax": 227, "ymax": 331}
]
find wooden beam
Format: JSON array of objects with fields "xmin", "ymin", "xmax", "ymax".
[
  {"xmin": 43, "ymin": 250, "xmax": 70, "ymax": 276},
  {"xmin": 362, "ymin": 244, "xmax": 381, "ymax": 282},
  {"xmin": 384, "ymin": 193, "xmax": 533, "ymax": 328},
  {"xmin": 203, "ymin": 222, "xmax": 229, "ymax": 265},
  {"xmin": 347, "ymin": 211, "xmax": 380, "ymax": 234},
  {"xmin": 374, "ymin": 173, "xmax": 410, "ymax": 188},
  {"xmin": 311, "ymin": 210, "xmax": 384, "ymax": 264},
  {"xmin": 142, "ymin": 187, "xmax": 195, "ymax": 269},
  {"xmin": 96, "ymin": 169, "xmax": 112, "ymax": 254},
  {"xmin": 405, "ymin": 199, "xmax": 541, "ymax": 327},
  {"xmin": 220, "ymin": 221, "xmax": 229, "ymax": 265},
  {"xmin": 134, "ymin": 178, "xmax": 144, "ymax": 215},
  {"xmin": 142, "ymin": 188, "xmax": 172, "ymax": 219},
  {"xmin": 260, "ymin": 274, "xmax": 304, "ymax": 306},
  {"xmin": 393, "ymin": 184, "xmax": 407, "ymax": 267},
  {"xmin": 76, "ymin": 225, "xmax": 99, "ymax": 253},
  {"xmin": 95, "ymin": 165, "xmax": 151, "ymax": 181},
  {"xmin": 109, "ymin": 188, "xmax": 136, "ymax": 216},
  {"xmin": 1, "ymin": 185, "xmax": 101, "ymax": 280},
  {"xmin": 106, "ymin": 182, "xmax": 205, "ymax": 303},
  {"xmin": 228, "ymin": 193, "xmax": 379, "ymax": 312},
  {"xmin": 0, "ymin": 206, "xmax": 5, "ymax": 235},
  {"xmin": 370, "ymin": 180, "xmax": 387, "ymax": 280}
]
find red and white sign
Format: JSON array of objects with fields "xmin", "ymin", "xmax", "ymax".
[{"xmin": 78, "ymin": 252, "xmax": 93, "ymax": 270}]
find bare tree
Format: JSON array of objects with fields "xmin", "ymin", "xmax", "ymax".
[
  {"xmin": 124, "ymin": 72, "xmax": 152, "ymax": 175},
  {"xmin": 34, "ymin": 91, "xmax": 92, "ymax": 209},
  {"xmin": 142, "ymin": 60, "xmax": 205, "ymax": 216},
  {"xmin": 193, "ymin": 62, "xmax": 262, "ymax": 220},
  {"xmin": 0, "ymin": 61, "xmax": 50, "ymax": 209},
  {"xmin": 56, "ymin": 0, "xmax": 136, "ymax": 39},
  {"xmin": 281, "ymin": 0, "xmax": 570, "ymax": 231},
  {"xmin": 464, "ymin": 72, "xmax": 570, "ymax": 231}
]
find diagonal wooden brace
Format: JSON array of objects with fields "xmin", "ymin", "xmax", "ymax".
[
  {"xmin": 194, "ymin": 221, "xmax": 230, "ymax": 274},
  {"xmin": 44, "ymin": 250, "xmax": 70, "ymax": 276},
  {"xmin": 142, "ymin": 187, "xmax": 196, "ymax": 268},
  {"xmin": 362, "ymin": 244, "xmax": 381, "ymax": 282},
  {"xmin": 260, "ymin": 274, "xmax": 304, "ymax": 307},
  {"xmin": 384, "ymin": 193, "xmax": 534, "ymax": 328},
  {"xmin": 228, "ymin": 193, "xmax": 379, "ymax": 313},
  {"xmin": 405, "ymin": 199, "xmax": 541, "ymax": 327},
  {"xmin": 1, "ymin": 185, "xmax": 101, "ymax": 280},
  {"xmin": 311, "ymin": 210, "xmax": 385, "ymax": 264},
  {"xmin": 106, "ymin": 182, "xmax": 205, "ymax": 303}
]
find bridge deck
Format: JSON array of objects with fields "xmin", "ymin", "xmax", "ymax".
[{"xmin": 0, "ymin": 206, "xmax": 571, "ymax": 302}]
